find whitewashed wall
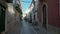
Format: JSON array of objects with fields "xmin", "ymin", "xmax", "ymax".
[
  {"xmin": 34, "ymin": 0, "xmax": 38, "ymax": 22},
  {"xmin": 5, "ymin": 3, "xmax": 20, "ymax": 32}
]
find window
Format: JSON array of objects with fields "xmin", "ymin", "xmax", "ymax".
[{"xmin": 34, "ymin": 15, "xmax": 35, "ymax": 20}]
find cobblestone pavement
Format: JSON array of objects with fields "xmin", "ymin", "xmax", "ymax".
[
  {"xmin": 20, "ymin": 20, "xmax": 50, "ymax": 34},
  {"xmin": 6, "ymin": 21, "xmax": 22, "ymax": 34},
  {"xmin": 20, "ymin": 20, "xmax": 36, "ymax": 34},
  {"xmin": 6, "ymin": 20, "xmax": 50, "ymax": 34},
  {"xmin": 31, "ymin": 24, "xmax": 50, "ymax": 34}
]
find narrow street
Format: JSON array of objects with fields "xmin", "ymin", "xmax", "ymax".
[
  {"xmin": 20, "ymin": 20, "xmax": 36, "ymax": 34},
  {"xmin": 6, "ymin": 20, "xmax": 37, "ymax": 34},
  {"xmin": 6, "ymin": 20, "xmax": 50, "ymax": 34},
  {"xmin": 0, "ymin": 0, "xmax": 60, "ymax": 34}
]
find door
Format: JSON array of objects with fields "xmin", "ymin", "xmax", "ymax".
[
  {"xmin": 0, "ymin": 4, "xmax": 5, "ymax": 33},
  {"xmin": 30, "ymin": 13, "xmax": 32, "ymax": 23},
  {"xmin": 43, "ymin": 5, "xmax": 47, "ymax": 28}
]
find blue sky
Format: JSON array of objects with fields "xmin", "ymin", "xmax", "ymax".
[{"xmin": 21, "ymin": 0, "xmax": 32, "ymax": 13}]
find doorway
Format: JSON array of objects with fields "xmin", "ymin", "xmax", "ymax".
[
  {"xmin": 0, "ymin": 4, "xmax": 5, "ymax": 33},
  {"xmin": 43, "ymin": 5, "xmax": 47, "ymax": 28}
]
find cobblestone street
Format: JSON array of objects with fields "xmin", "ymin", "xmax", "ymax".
[
  {"xmin": 6, "ymin": 21, "xmax": 22, "ymax": 34},
  {"xmin": 6, "ymin": 20, "xmax": 50, "ymax": 34}
]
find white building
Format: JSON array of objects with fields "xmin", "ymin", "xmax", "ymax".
[
  {"xmin": 27, "ymin": 0, "xmax": 38, "ymax": 24},
  {"xmin": 25, "ymin": 3, "xmax": 34, "ymax": 22},
  {"xmin": 5, "ymin": 0, "xmax": 21, "ymax": 33},
  {"xmin": 23, "ymin": 0, "xmax": 38, "ymax": 24},
  {"xmin": 32, "ymin": 0, "xmax": 38, "ymax": 24}
]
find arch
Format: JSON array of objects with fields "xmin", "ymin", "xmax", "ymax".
[{"xmin": 42, "ymin": 3, "xmax": 48, "ymax": 29}]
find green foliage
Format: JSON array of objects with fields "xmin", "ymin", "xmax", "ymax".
[
  {"xmin": 16, "ymin": 4, "xmax": 23, "ymax": 21},
  {"xmin": 16, "ymin": 4, "xmax": 22, "ymax": 13}
]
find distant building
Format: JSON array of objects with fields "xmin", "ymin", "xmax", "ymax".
[
  {"xmin": 25, "ymin": 3, "xmax": 34, "ymax": 22},
  {"xmin": 30, "ymin": 0, "xmax": 38, "ymax": 24},
  {"xmin": 25, "ymin": 0, "xmax": 38, "ymax": 24},
  {"xmin": 33, "ymin": 0, "xmax": 38, "ymax": 24},
  {"xmin": 13, "ymin": 0, "xmax": 20, "ymax": 7}
]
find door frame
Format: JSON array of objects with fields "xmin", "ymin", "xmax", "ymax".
[{"xmin": 42, "ymin": 3, "xmax": 48, "ymax": 29}]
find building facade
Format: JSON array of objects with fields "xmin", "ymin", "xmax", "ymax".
[
  {"xmin": 5, "ymin": 0, "xmax": 21, "ymax": 33},
  {"xmin": 25, "ymin": 0, "xmax": 38, "ymax": 24},
  {"xmin": 0, "ymin": 0, "xmax": 21, "ymax": 34},
  {"xmin": 25, "ymin": 3, "xmax": 34, "ymax": 22},
  {"xmin": 32, "ymin": 0, "xmax": 38, "ymax": 25},
  {"xmin": 38, "ymin": 0, "xmax": 60, "ymax": 34}
]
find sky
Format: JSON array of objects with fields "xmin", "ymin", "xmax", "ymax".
[{"xmin": 20, "ymin": 0, "xmax": 32, "ymax": 13}]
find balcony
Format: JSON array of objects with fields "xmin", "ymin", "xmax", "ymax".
[
  {"xmin": 5, "ymin": 0, "xmax": 13, "ymax": 3},
  {"xmin": 40, "ymin": 0, "xmax": 45, "ymax": 2}
]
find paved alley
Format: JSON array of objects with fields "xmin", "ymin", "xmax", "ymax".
[
  {"xmin": 20, "ymin": 20, "xmax": 50, "ymax": 34},
  {"xmin": 6, "ymin": 20, "xmax": 36, "ymax": 34},
  {"xmin": 20, "ymin": 20, "xmax": 37, "ymax": 34},
  {"xmin": 6, "ymin": 21, "xmax": 22, "ymax": 34},
  {"xmin": 6, "ymin": 20, "xmax": 50, "ymax": 34}
]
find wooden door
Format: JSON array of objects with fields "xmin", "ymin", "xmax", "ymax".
[{"xmin": 43, "ymin": 5, "xmax": 47, "ymax": 28}]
